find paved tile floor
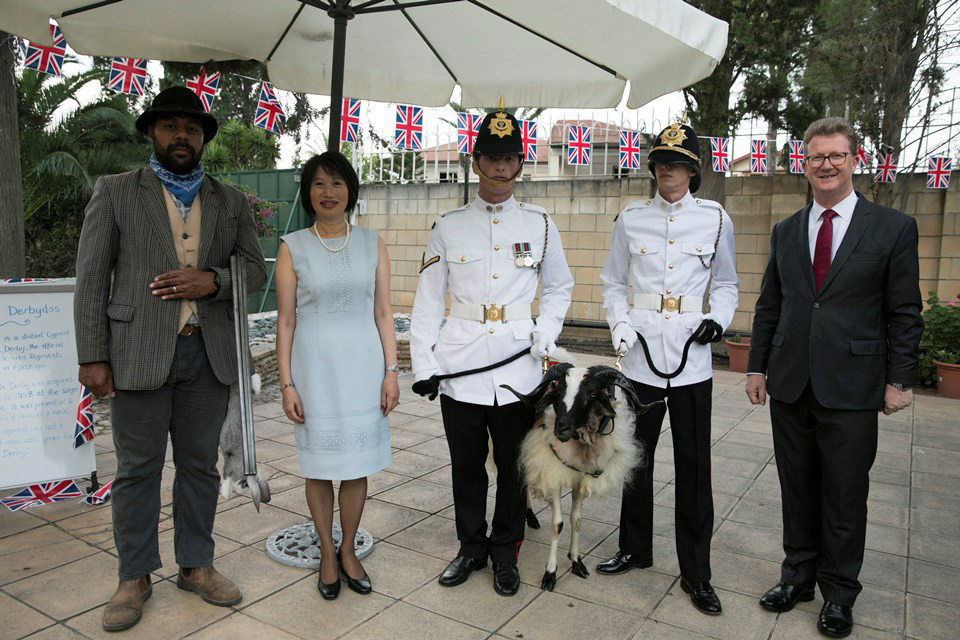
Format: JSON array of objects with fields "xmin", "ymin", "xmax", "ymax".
[{"xmin": 2, "ymin": 352, "xmax": 959, "ymax": 639}]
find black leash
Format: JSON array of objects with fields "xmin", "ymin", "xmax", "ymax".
[
  {"xmin": 633, "ymin": 331, "xmax": 699, "ymax": 380},
  {"xmin": 433, "ymin": 348, "xmax": 530, "ymax": 381}
]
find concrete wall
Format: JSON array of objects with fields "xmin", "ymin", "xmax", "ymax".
[{"xmin": 356, "ymin": 173, "xmax": 958, "ymax": 334}]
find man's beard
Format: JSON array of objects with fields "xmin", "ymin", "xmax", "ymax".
[{"xmin": 155, "ymin": 141, "xmax": 201, "ymax": 174}]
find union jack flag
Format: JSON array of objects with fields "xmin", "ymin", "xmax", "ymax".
[
  {"xmin": 1, "ymin": 278, "xmax": 49, "ymax": 284},
  {"xmin": 750, "ymin": 140, "xmax": 768, "ymax": 174},
  {"xmin": 186, "ymin": 66, "xmax": 221, "ymax": 113},
  {"xmin": 520, "ymin": 120, "xmax": 538, "ymax": 162},
  {"xmin": 254, "ymin": 82, "xmax": 285, "ymax": 135},
  {"xmin": 24, "ymin": 23, "xmax": 66, "ymax": 77},
  {"xmin": 83, "ymin": 480, "xmax": 114, "ymax": 506},
  {"xmin": 874, "ymin": 151, "xmax": 898, "ymax": 183},
  {"xmin": 394, "ymin": 104, "xmax": 423, "ymax": 150},
  {"xmin": 340, "ymin": 98, "xmax": 361, "ymax": 144},
  {"xmin": 927, "ymin": 156, "xmax": 952, "ymax": 189},
  {"xmin": 567, "ymin": 125, "xmax": 591, "ymax": 166},
  {"xmin": 856, "ymin": 145, "xmax": 872, "ymax": 171},
  {"xmin": 456, "ymin": 112, "xmax": 481, "ymax": 154},
  {"xmin": 107, "ymin": 57, "xmax": 148, "ymax": 97},
  {"xmin": 1, "ymin": 481, "xmax": 84, "ymax": 512},
  {"xmin": 74, "ymin": 385, "xmax": 94, "ymax": 448},
  {"xmin": 618, "ymin": 129, "xmax": 642, "ymax": 170},
  {"xmin": 788, "ymin": 140, "xmax": 804, "ymax": 174},
  {"xmin": 710, "ymin": 137, "xmax": 730, "ymax": 172}
]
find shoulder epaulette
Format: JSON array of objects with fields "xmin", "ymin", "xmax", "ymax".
[
  {"xmin": 517, "ymin": 201, "xmax": 547, "ymax": 215},
  {"xmin": 440, "ymin": 204, "xmax": 470, "ymax": 217},
  {"xmin": 694, "ymin": 197, "xmax": 724, "ymax": 212}
]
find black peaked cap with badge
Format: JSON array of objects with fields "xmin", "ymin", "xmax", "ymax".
[
  {"xmin": 474, "ymin": 109, "xmax": 523, "ymax": 156},
  {"xmin": 136, "ymin": 86, "xmax": 219, "ymax": 143},
  {"xmin": 648, "ymin": 123, "xmax": 701, "ymax": 193}
]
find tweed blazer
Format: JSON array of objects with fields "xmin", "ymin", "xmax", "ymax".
[{"xmin": 74, "ymin": 167, "xmax": 267, "ymax": 390}]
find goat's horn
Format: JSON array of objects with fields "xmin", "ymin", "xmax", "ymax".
[
  {"xmin": 499, "ymin": 362, "xmax": 572, "ymax": 406},
  {"xmin": 589, "ymin": 366, "xmax": 660, "ymax": 416}
]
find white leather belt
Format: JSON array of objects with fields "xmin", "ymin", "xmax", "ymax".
[
  {"xmin": 633, "ymin": 293, "xmax": 703, "ymax": 314},
  {"xmin": 449, "ymin": 302, "xmax": 531, "ymax": 323}
]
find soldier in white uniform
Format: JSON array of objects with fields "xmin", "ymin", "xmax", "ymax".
[
  {"xmin": 597, "ymin": 123, "xmax": 739, "ymax": 615},
  {"xmin": 410, "ymin": 108, "xmax": 573, "ymax": 596}
]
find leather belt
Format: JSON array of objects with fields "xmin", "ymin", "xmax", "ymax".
[
  {"xmin": 178, "ymin": 325, "xmax": 202, "ymax": 336},
  {"xmin": 633, "ymin": 293, "xmax": 703, "ymax": 314},
  {"xmin": 449, "ymin": 302, "xmax": 531, "ymax": 323}
]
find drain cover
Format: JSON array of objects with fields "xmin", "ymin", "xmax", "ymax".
[{"xmin": 265, "ymin": 521, "xmax": 373, "ymax": 569}]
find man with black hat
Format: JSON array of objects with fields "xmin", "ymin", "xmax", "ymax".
[
  {"xmin": 74, "ymin": 86, "xmax": 266, "ymax": 631},
  {"xmin": 597, "ymin": 122, "xmax": 739, "ymax": 614},
  {"xmin": 409, "ymin": 107, "xmax": 573, "ymax": 596}
]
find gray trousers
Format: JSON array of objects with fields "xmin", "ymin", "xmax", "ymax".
[{"xmin": 109, "ymin": 333, "xmax": 228, "ymax": 580}]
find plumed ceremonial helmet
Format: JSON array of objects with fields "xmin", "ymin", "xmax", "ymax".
[
  {"xmin": 648, "ymin": 122, "xmax": 701, "ymax": 193},
  {"xmin": 136, "ymin": 86, "xmax": 219, "ymax": 142},
  {"xmin": 474, "ymin": 109, "xmax": 523, "ymax": 157}
]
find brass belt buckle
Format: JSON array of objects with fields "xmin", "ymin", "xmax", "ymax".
[
  {"xmin": 662, "ymin": 296, "xmax": 680, "ymax": 312},
  {"xmin": 483, "ymin": 304, "xmax": 503, "ymax": 323}
]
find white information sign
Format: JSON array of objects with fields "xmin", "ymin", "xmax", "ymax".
[{"xmin": 0, "ymin": 279, "xmax": 96, "ymax": 490}]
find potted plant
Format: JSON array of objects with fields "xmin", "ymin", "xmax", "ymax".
[
  {"xmin": 921, "ymin": 291, "xmax": 960, "ymax": 399},
  {"xmin": 725, "ymin": 332, "xmax": 751, "ymax": 373}
]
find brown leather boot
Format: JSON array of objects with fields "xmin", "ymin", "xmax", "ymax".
[
  {"xmin": 176, "ymin": 566, "xmax": 242, "ymax": 606},
  {"xmin": 102, "ymin": 575, "xmax": 152, "ymax": 632}
]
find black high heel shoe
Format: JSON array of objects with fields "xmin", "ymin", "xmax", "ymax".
[
  {"xmin": 318, "ymin": 561, "xmax": 341, "ymax": 600},
  {"xmin": 337, "ymin": 550, "xmax": 372, "ymax": 595}
]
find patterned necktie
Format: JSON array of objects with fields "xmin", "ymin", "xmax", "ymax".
[{"xmin": 813, "ymin": 209, "xmax": 838, "ymax": 291}]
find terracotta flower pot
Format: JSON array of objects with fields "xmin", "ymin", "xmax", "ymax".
[
  {"xmin": 933, "ymin": 360, "xmax": 960, "ymax": 399},
  {"xmin": 725, "ymin": 338, "xmax": 751, "ymax": 373}
]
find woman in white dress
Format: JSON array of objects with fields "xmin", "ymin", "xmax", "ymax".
[{"xmin": 275, "ymin": 151, "xmax": 399, "ymax": 600}]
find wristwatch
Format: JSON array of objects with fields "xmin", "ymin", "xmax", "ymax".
[
  {"xmin": 889, "ymin": 382, "xmax": 912, "ymax": 392},
  {"xmin": 386, "ymin": 364, "xmax": 399, "ymax": 373},
  {"xmin": 206, "ymin": 268, "xmax": 221, "ymax": 298}
]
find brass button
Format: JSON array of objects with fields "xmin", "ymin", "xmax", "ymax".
[
  {"xmin": 492, "ymin": 274, "xmax": 499, "ymax": 279},
  {"xmin": 664, "ymin": 314, "xmax": 671, "ymax": 319},
  {"xmin": 696, "ymin": 199, "xmax": 702, "ymax": 204},
  {"xmin": 668, "ymin": 264, "xmax": 674, "ymax": 269},
  {"xmin": 493, "ymin": 218, "xmax": 499, "ymax": 224},
  {"xmin": 488, "ymin": 328, "xmax": 495, "ymax": 334},
  {"xmin": 696, "ymin": 247, "xmax": 702, "ymax": 252},
  {"xmin": 645, "ymin": 200, "xmax": 651, "ymax": 205},
  {"xmin": 519, "ymin": 203, "xmax": 525, "ymax": 208},
  {"xmin": 668, "ymin": 239, "xmax": 675, "ymax": 245},
  {"xmin": 494, "ymin": 245, "xmax": 500, "ymax": 251},
  {"xmin": 640, "ymin": 248, "xmax": 647, "ymax": 254},
  {"xmin": 669, "ymin": 216, "xmax": 675, "ymax": 222},
  {"xmin": 460, "ymin": 256, "xmax": 466, "ymax": 262},
  {"xmin": 666, "ymin": 289, "xmax": 672, "ymax": 294}
]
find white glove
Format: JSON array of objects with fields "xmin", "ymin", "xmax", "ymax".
[
  {"xmin": 530, "ymin": 331, "xmax": 556, "ymax": 359},
  {"xmin": 611, "ymin": 322, "xmax": 636, "ymax": 355}
]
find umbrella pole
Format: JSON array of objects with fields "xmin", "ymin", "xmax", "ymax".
[{"xmin": 327, "ymin": 2, "xmax": 355, "ymax": 153}]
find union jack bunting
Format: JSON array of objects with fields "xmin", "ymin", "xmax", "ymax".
[
  {"xmin": 74, "ymin": 385, "xmax": 94, "ymax": 448},
  {"xmin": 619, "ymin": 130, "xmax": 642, "ymax": 170},
  {"xmin": 1, "ymin": 481, "xmax": 84, "ymax": 512},
  {"xmin": 874, "ymin": 151, "xmax": 898, "ymax": 183},
  {"xmin": 1, "ymin": 278, "xmax": 49, "ymax": 284},
  {"xmin": 254, "ymin": 82, "xmax": 286, "ymax": 135},
  {"xmin": 394, "ymin": 104, "xmax": 423, "ymax": 150},
  {"xmin": 83, "ymin": 480, "xmax": 114, "ymax": 506},
  {"xmin": 856, "ymin": 146, "xmax": 872, "ymax": 171},
  {"xmin": 340, "ymin": 98, "xmax": 361, "ymax": 144},
  {"xmin": 567, "ymin": 124, "xmax": 591, "ymax": 166},
  {"xmin": 456, "ymin": 112, "xmax": 481, "ymax": 154},
  {"xmin": 520, "ymin": 120, "xmax": 538, "ymax": 162},
  {"xmin": 186, "ymin": 66, "xmax": 221, "ymax": 113},
  {"xmin": 750, "ymin": 140, "xmax": 768, "ymax": 174},
  {"xmin": 788, "ymin": 140, "xmax": 804, "ymax": 174},
  {"xmin": 23, "ymin": 23, "xmax": 66, "ymax": 77},
  {"xmin": 710, "ymin": 137, "xmax": 730, "ymax": 172},
  {"xmin": 927, "ymin": 156, "xmax": 952, "ymax": 189},
  {"xmin": 107, "ymin": 57, "xmax": 148, "ymax": 97}
]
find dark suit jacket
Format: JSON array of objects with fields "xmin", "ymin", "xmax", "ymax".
[
  {"xmin": 74, "ymin": 168, "xmax": 267, "ymax": 390},
  {"xmin": 748, "ymin": 193, "xmax": 923, "ymax": 410}
]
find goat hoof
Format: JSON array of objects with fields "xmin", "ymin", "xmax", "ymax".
[
  {"xmin": 525, "ymin": 508, "xmax": 540, "ymax": 529},
  {"xmin": 571, "ymin": 558, "xmax": 589, "ymax": 579},
  {"xmin": 257, "ymin": 478, "xmax": 272, "ymax": 503},
  {"xmin": 557, "ymin": 521, "xmax": 564, "ymax": 534},
  {"xmin": 540, "ymin": 571, "xmax": 557, "ymax": 591}
]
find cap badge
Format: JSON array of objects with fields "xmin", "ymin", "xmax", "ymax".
[
  {"xmin": 488, "ymin": 111, "xmax": 515, "ymax": 138},
  {"xmin": 659, "ymin": 123, "xmax": 687, "ymax": 148}
]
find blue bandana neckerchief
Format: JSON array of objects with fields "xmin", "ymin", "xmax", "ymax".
[{"xmin": 149, "ymin": 153, "xmax": 205, "ymax": 208}]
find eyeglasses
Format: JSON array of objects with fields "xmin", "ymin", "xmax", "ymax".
[{"xmin": 805, "ymin": 152, "xmax": 852, "ymax": 168}]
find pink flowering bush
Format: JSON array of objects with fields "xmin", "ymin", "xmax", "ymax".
[
  {"xmin": 920, "ymin": 291, "xmax": 960, "ymax": 384},
  {"xmin": 233, "ymin": 184, "xmax": 278, "ymax": 238}
]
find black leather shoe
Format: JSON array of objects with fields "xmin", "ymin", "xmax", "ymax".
[
  {"xmin": 680, "ymin": 579, "xmax": 722, "ymax": 615},
  {"xmin": 595, "ymin": 551, "xmax": 653, "ymax": 575},
  {"xmin": 438, "ymin": 555, "xmax": 487, "ymax": 587},
  {"xmin": 817, "ymin": 601, "xmax": 853, "ymax": 638},
  {"xmin": 492, "ymin": 561, "xmax": 520, "ymax": 596},
  {"xmin": 759, "ymin": 582, "xmax": 816, "ymax": 613},
  {"xmin": 337, "ymin": 551, "xmax": 372, "ymax": 595},
  {"xmin": 317, "ymin": 564, "xmax": 341, "ymax": 600}
]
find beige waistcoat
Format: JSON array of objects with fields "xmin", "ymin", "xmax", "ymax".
[{"xmin": 162, "ymin": 188, "xmax": 202, "ymax": 333}]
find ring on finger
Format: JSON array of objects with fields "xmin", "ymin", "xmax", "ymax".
[{"xmin": 173, "ymin": 285, "xmax": 177, "ymax": 293}]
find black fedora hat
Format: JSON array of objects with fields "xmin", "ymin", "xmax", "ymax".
[{"xmin": 136, "ymin": 86, "xmax": 218, "ymax": 142}]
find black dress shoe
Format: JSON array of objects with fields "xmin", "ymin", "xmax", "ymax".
[
  {"xmin": 317, "ymin": 564, "xmax": 341, "ymax": 600},
  {"xmin": 680, "ymin": 579, "xmax": 722, "ymax": 615},
  {"xmin": 492, "ymin": 561, "xmax": 520, "ymax": 596},
  {"xmin": 595, "ymin": 551, "xmax": 653, "ymax": 575},
  {"xmin": 817, "ymin": 601, "xmax": 853, "ymax": 638},
  {"xmin": 759, "ymin": 582, "xmax": 816, "ymax": 613},
  {"xmin": 438, "ymin": 555, "xmax": 487, "ymax": 587},
  {"xmin": 337, "ymin": 551, "xmax": 372, "ymax": 595}
]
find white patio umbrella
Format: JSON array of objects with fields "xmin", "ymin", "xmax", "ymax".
[{"xmin": 2, "ymin": 0, "xmax": 728, "ymax": 150}]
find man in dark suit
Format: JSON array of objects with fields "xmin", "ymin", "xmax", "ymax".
[
  {"xmin": 74, "ymin": 87, "xmax": 266, "ymax": 631},
  {"xmin": 745, "ymin": 117, "xmax": 922, "ymax": 638}
]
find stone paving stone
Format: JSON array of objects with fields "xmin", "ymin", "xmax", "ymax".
[
  {"xmin": 651, "ymin": 583, "xmax": 776, "ymax": 640},
  {"xmin": 912, "ymin": 447, "xmax": 960, "ymax": 478},
  {"xmin": 742, "ymin": 480, "xmax": 782, "ymax": 504},
  {"xmin": 0, "ymin": 590, "xmax": 54, "ymax": 639},
  {"xmin": 912, "ymin": 487, "xmax": 960, "ymax": 515},
  {"xmin": 711, "ymin": 440, "xmax": 774, "ymax": 463},
  {"xmin": 386, "ymin": 450, "xmax": 449, "ymax": 478},
  {"xmin": 771, "ymin": 608, "xmax": 901, "ymax": 640},
  {"xmin": 913, "ymin": 430, "xmax": 960, "ymax": 452},
  {"xmin": 523, "ymin": 514, "xmax": 615, "ymax": 557},
  {"xmin": 630, "ymin": 619, "xmax": 715, "ymax": 639},
  {"xmin": 719, "ymin": 428, "xmax": 775, "ymax": 450},
  {"xmin": 365, "ymin": 470, "xmax": 414, "ymax": 497},
  {"xmin": 352, "ymin": 541, "xmax": 448, "ymax": 599},
  {"xmin": 376, "ymin": 479, "xmax": 455, "ymax": 514},
  {"xmin": 264, "ymin": 454, "xmax": 303, "ymax": 478},
  {"xmin": 354, "ymin": 498, "xmax": 431, "ymax": 541},
  {"xmin": 0, "ymin": 529, "xmax": 98, "ymax": 587},
  {"xmin": 251, "ymin": 401, "xmax": 285, "ymax": 420},
  {"xmin": 868, "ymin": 481, "xmax": 910, "ymax": 507},
  {"xmin": 501, "ymin": 590, "xmax": 641, "ymax": 640},
  {"xmin": 213, "ymin": 502, "xmax": 306, "ymax": 546},
  {"xmin": 860, "ymin": 549, "xmax": 907, "ymax": 591},
  {"xmin": 0, "ymin": 509, "xmax": 45, "ymax": 539},
  {"xmin": 389, "ymin": 427, "xmax": 436, "ymax": 449},
  {"xmin": 906, "ymin": 593, "xmax": 958, "ymax": 640},
  {"xmin": 406, "ymin": 436, "xmax": 453, "ymax": 461},
  {"xmin": 348, "ymin": 601, "xmax": 488, "ymax": 640},
  {"xmin": 417, "ymin": 463, "xmax": 456, "ymax": 487},
  {"xmin": 392, "ymin": 401, "xmax": 442, "ymax": 418},
  {"xmin": 151, "ymin": 530, "xmax": 243, "ymax": 579},
  {"xmin": 712, "ymin": 455, "xmax": 766, "ymax": 479},
  {"xmin": 211, "ymin": 546, "xmax": 304, "ymax": 608},
  {"xmin": 911, "ymin": 471, "xmax": 960, "ymax": 497},
  {"xmin": 874, "ymin": 450, "xmax": 911, "ymax": 472},
  {"xmin": 250, "ymin": 417, "xmax": 292, "ymax": 440},
  {"xmin": 4, "ymin": 552, "xmax": 119, "ymax": 620},
  {"xmin": 867, "ymin": 500, "xmax": 909, "ymax": 529},
  {"xmin": 907, "ymin": 559, "xmax": 960, "ymax": 605},
  {"xmin": 909, "ymin": 530, "xmax": 960, "ymax": 569},
  {"xmin": 20, "ymin": 623, "xmax": 89, "ymax": 639},
  {"xmin": 656, "ymin": 485, "xmax": 738, "ymax": 519},
  {"xmin": 552, "ymin": 559, "xmax": 675, "ymax": 616},
  {"xmin": 910, "ymin": 507, "xmax": 960, "ymax": 538},
  {"xmin": 56, "ymin": 504, "xmax": 122, "ymax": 547},
  {"xmin": 384, "ymin": 514, "xmax": 460, "ymax": 561},
  {"xmin": 246, "ymin": 438, "xmax": 297, "ymax": 463},
  {"xmin": 710, "ymin": 548, "xmax": 783, "ymax": 598},
  {"xmin": 712, "ymin": 519, "xmax": 784, "ymax": 563},
  {"xmin": 188, "ymin": 612, "xmax": 302, "ymax": 640},
  {"xmin": 387, "ymin": 410, "xmax": 422, "ymax": 428},
  {"xmin": 576, "ymin": 493, "xmax": 624, "ymax": 526},
  {"xmin": 865, "ymin": 522, "xmax": 909, "ymax": 556},
  {"xmin": 404, "ymin": 574, "xmax": 539, "ymax": 632},
  {"xmin": 871, "ymin": 466, "xmax": 911, "ymax": 487},
  {"xmin": 262, "ymin": 485, "xmax": 314, "ymax": 519},
  {"xmin": 726, "ymin": 499, "xmax": 784, "ymax": 531},
  {"xmin": 851, "ymin": 583, "xmax": 907, "ymax": 636},
  {"xmin": 710, "ymin": 471, "xmax": 755, "ymax": 497}
]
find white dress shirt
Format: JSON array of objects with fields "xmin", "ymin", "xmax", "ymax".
[{"xmin": 808, "ymin": 190, "xmax": 858, "ymax": 261}]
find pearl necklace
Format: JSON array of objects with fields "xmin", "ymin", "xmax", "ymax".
[{"xmin": 313, "ymin": 220, "xmax": 350, "ymax": 252}]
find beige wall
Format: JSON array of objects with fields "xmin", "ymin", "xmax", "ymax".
[{"xmin": 357, "ymin": 173, "xmax": 959, "ymax": 335}]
